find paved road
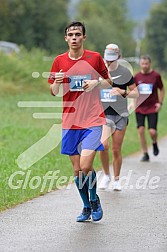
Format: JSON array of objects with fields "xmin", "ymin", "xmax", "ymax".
[{"xmin": 0, "ymin": 137, "xmax": 167, "ymax": 252}]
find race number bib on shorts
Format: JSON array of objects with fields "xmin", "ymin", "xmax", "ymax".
[
  {"xmin": 138, "ymin": 83, "xmax": 153, "ymax": 94},
  {"xmin": 100, "ymin": 89, "xmax": 117, "ymax": 102},
  {"xmin": 69, "ymin": 74, "xmax": 91, "ymax": 91}
]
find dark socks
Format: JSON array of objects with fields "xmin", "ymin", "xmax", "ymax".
[
  {"xmin": 84, "ymin": 170, "xmax": 97, "ymax": 202},
  {"xmin": 74, "ymin": 175, "xmax": 91, "ymax": 208}
]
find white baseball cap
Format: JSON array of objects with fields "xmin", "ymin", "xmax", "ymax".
[{"xmin": 104, "ymin": 43, "xmax": 120, "ymax": 61}]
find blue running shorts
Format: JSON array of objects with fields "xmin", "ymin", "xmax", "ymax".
[{"xmin": 61, "ymin": 126, "xmax": 104, "ymax": 155}]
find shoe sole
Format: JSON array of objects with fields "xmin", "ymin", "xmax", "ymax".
[
  {"xmin": 98, "ymin": 182, "xmax": 110, "ymax": 190},
  {"xmin": 92, "ymin": 214, "xmax": 103, "ymax": 222},
  {"xmin": 153, "ymin": 152, "xmax": 159, "ymax": 156},
  {"xmin": 113, "ymin": 188, "xmax": 121, "ymax": 191},
  {"xmin": 98, "ymin": 187, "xmax": 107, "ymax": 190}
]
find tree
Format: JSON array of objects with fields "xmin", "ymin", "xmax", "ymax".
[
  {"xmin": 0, "ymin": 0, "xmax": 69, "ymax": 53},
  {"xmin": 75, "ymin": 0, "xmax": 135, "ymax": 57},
  {"xmin": 145, "ymin": 0, "xmax": 167, "ymax": 69}
]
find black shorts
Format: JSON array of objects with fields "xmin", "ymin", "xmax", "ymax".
[{"xmin": 135, "ymin": 112, "xmax": 158, "ymax": 130}]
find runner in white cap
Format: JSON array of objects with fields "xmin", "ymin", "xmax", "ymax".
[{"xmin": 99, "ymin": 43, "xmax": 138, "ymax": 191}]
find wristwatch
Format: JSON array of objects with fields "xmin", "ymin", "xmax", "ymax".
[{"xmin": 122, "ymin": 90, "xmax": 127, "ymax": 97}]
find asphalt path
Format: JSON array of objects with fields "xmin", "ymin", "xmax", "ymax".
[{"xmin": 0, "ymin": 137, "xmax": 167, "ymax": 252}]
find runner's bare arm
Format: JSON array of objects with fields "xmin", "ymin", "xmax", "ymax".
[
  {"xmin": 83, "ymin": 78, "xmax": 112, "ymax": 92},
  {"xmin": 50, "ymin": 83, "xmax": 61, "ymax": 96},
  {"xmin": 50, "ymin": 70, "xmax": 64, "ymax": 96},
  {"xmin": 99, "ymin": 78, "xmax": 113, "ymax": 88}
]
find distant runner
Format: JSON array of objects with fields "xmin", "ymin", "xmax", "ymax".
[{"xmin": 134, "ymin": 55, "xmax": 165, "ymax": 162}]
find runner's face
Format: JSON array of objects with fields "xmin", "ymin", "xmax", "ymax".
[
  {"xmin": 106, "ymin": 60, "xmax": 116, "ymax": 67},
  {"xmin": 140, "ymin": 59, "xmax": 151, "ymax": 73},
  {"xmin": 65, "ymin": 26, "xmax": 86, "ymax": 50}
]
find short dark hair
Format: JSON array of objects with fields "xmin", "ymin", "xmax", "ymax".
[
  {"xmin": 65, "ymin": 21, "xmax": 86, "ymax": 35},
  {"xmin": 140, "ymin": 55, "xmax": 151, "ymax": 63}
]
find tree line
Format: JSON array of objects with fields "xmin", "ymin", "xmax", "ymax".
[
  {"xmin": 145, "ymin": 0, "xmax": 167, "ymax": 70},
  {"xmin": 0, "ymin": 0, "xmax": 167, "ymax": 69},
  {"xmin": 0, "ymin": 0, "xmax": 69, "ymax": 53},
  {"xmin": 0, "ymin": 0, "xmax": 135, "ymax": 56}
]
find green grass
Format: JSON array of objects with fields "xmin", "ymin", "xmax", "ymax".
[
  {"xmin": 0, "ymin": 93, "xmax": 73, "ymax": 211},
  {"xmin": 0, "ymin": 49, "xmax": 167, "ymax": 211}
]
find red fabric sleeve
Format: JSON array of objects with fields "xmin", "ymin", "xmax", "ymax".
[
  {"xmin": 48, "ymin": 59, "xmax": 59, "ymax": 84},
  {"xmin": 98, "ymin": 55, "xmax": 109, "ymax": 79}
]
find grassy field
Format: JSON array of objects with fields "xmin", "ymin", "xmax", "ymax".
[{"xmin": 0, "ymin": 48, "xmax": 167, "ymax": 211}]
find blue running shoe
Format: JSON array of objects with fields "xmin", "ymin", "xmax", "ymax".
[
  {"xmin": 76, "ymin": 207, "xmax": 91, "ymax": 222},
  {"xmin": 90, "ymin": 195, "xmax": 103, "ymax": 221}
]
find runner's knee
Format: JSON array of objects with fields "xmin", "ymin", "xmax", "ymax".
[
  {"xmin": 102, "ymin": 141, "xmax": 109, "ymax": 150},
  {"xmin": 71, "ymin": 163, "xmax": 81, "ymax": 177},
  {"xmin": 80, "ymin": 165, "xmax": 92, "ymax": 174},
  {"xmin": 149, "ymin": 128, "xmax": 156, "ymax": 137},
  {"xmin": 138, "ymin": 126, "xmax": 145, "ymax": 134},
  {"xmin": 112, "ymin": 147, "xmax": 121, "ymax": 158}
]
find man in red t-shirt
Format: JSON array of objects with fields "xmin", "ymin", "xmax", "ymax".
[
  {"xmin": 48, "ymin": 21, "xmax": 112, "ymax": 222},
  {"xmin": 134, "ymin": 55, "xmax": 165, "ymax": 161}
]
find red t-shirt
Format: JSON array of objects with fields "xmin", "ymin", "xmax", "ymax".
[
  {"xmin": 48, "ymin": 50, "xmax": 109, "ymax": 129},
  {"xmin": 134, "ymin": 70, "xmax": 163, "ymax": 114}
]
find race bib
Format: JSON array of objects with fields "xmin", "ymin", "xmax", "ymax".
[
  {"xmin": 138, "ymin": 83, "xmax": 153, "ymax": 94},
  {"xmin": 69, "ymin": 74, "xmax": 91, "ymax": 91},
  {"xmin": 100, "ymin": 89, "xmax": 117, "ymax": 102}
]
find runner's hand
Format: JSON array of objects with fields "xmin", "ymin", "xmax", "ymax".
[
  {"xmin": 54, "ymin": 69, "xmax": 64, "ymax": 84},
  {"xmin": 110, "ymin": 87, "xmax": 123, "ymax": 96},
  {"xmin": 82, "ymin": 80, "xmax": 98, "ymax": 92},
  {"xmin": 155, "ymin": 102, "xmax": 161, "ymax": 112}
]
